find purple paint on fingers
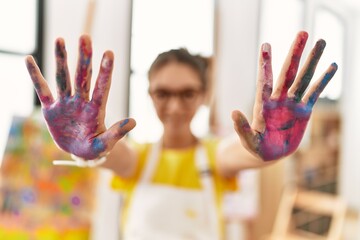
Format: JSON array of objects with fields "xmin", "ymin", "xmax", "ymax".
[
  {"xmin": 261, "ymin": 43, "xmax": 273, "ymax": 100},
  {"xmin": 307, "ymin": 63, "xmax": 338, "ymax": 107},
  {"xmin": 75, "ymin": 37, "xmax": 92, "ymax": 98},
  {"xmin": 280, "ymin": 32, "xmax": 308, "ymax": 99},
  {"xmin": 294, "ymin": 40, "xmax": 326, "ymax": 102}
]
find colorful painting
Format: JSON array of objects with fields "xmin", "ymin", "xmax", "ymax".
[{"xmin": 0, "ymin": 113, "xmax": 97, "ymax": 240}]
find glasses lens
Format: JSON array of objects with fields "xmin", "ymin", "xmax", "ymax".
[{"xmin": 150, "ymin": 89, "xmax": 202, "ymax": 105}]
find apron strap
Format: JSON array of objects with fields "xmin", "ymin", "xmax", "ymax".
[
  {"xmin": 139, "ymin": 140, "xmax": 162, "ymax": 183},
  {"xmin": 195, "ymin": 144, "xmax": 221, "ymax": 238}
]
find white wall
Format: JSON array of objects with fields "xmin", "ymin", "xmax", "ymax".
[
  {"xmin": 340, "ymin": 9, "xmax": 360, "ymax": 218},
  {"xmin": 215, "ymin": 0, "xmax": 260, "ymax": 134},
  {"xmin": 43, "ymin": 1, "xmax": 132, "ymax": 240},
  {"xmin": 215, "ymin": 1, "xmax": 261, "ymax": 238}
]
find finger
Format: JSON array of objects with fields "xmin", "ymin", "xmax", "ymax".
[
  {"xmin": 55, "ymin": 38, "xmax": 71, "ymax": 98},
  {"xmin": 272, "ymin": 31, "xmax": 308, "ymax": 99},
  {"xmin": 303, "ymin": 63, "xmax": 338, "ymax": 107},
  {"xmin": 98, "ymin": 118, "xmax": 136, "ymax": 147},
  {"xmin": 256, "ymin": 43, "xmax": 273, "ymax": 103},
  {"xmin": 232, "ymin": 110, "xmax": 257, "ymax": 146},
  {"xmin": 91, "ymin": 51, "xmax": 114, "ymax": 108},
  {"xmin": 252, "ymin": 43, "xmax": 272, "ymax": 133},
  {"xmin": 289, "ymin": 39, "xmax": 326, "ymax": 102},
  {"xmin": 25, "ymin": 56, "xmax": 54, "ymax": 106},
  {"xmin": 75, "ymin": 35, "xmax": 92, "ymax": 100}
]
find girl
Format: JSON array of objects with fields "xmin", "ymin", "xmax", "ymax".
[{"xmin": 25, "ymin": 31, "xmax": 337, "ymax": 239}]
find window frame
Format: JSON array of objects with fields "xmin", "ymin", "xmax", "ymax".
[{"xmin": 0, "ymin": 0, "xmax": 44, "ymax": 106}]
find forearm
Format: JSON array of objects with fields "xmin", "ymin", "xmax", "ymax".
[
  {"xmin": 100, "ymin": 139, "xmax": 138, "ymax": 178},
  {"xmin": 216, "ymin": 134, "xmax": 276, "ymax": 178}
]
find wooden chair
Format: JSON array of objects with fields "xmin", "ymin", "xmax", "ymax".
[{"xmin": 266, "ymin": 186, "xmax": 347, "ymax": 240}]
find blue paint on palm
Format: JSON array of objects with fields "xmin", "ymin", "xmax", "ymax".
[{"xmin": 92, "ymin": 138, "xmax": 106, "ymax": 154}]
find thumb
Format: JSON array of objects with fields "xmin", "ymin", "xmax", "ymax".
[
  {"xmin": 99, "ymin": 118, "xmax": 136, "ymax": 148},
  {"xmin": 231, "ymin": 110, "xmax": 255, "ymax": 144}
]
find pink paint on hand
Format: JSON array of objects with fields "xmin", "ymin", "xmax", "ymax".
[
  {"xmin": 257, "ymin": 99, "xmax": 311, "ymax": 161},
  {"xmin": 26, "ymin": 35, "xmax": 135, "ymax": 160},
  {"xmin": 233, "ymin": 31, "xmax": 338, "ymax": 161},
  {"xmin": 43, "ymin": 98, "xmax": 107, "ymax": 159}
]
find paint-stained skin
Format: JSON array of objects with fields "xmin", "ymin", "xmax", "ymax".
[
  {"xmin": 258, "ymin": 98, "xmax": 311, "ymax": 160},
  {"xmin": 233, "ymin": 31, "xmax": 338, "ymax": 161},
  {"xmin": 25, "ymin": 35, "xmax": 136, "ymax": 160},
  {"xmin": 26, "ymin": 31, "xmax": 336, "ymax": 163},
  {"xmin": 55, "ymin": 39, "xmax": 70, "ymax": 96}
]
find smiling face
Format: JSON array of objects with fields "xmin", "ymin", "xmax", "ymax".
[{"xmin": 149, "ymin": 62, "xmax": 205, "ymax": 134}]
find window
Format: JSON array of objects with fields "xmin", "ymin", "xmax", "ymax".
[
  {"xmin": 0, "ymin": 0, "xmax": 43, "ymax": 160},
  {"xmin": 313, "ymin": 7, "xmax": 344, "ymax": 100},
  {"xmin": 259, "ymin": 0, "xmax": 344, "ymax": 101},
  {"xmin": 259, "ymin": 0, "xmax": 304, "ymax": 79}
]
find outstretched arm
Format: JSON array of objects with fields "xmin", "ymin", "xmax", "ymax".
[
  {"xmin": 217, "ymin": 31, "xmax": 337, "ymax": 177},
  {"xmin": 26, "ymin": 35, "xmax": 138, "ymax": 177}
]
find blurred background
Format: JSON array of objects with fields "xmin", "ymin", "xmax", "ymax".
[{"xmin": 0, "ymin": 0, "xmax": 359, "ymax": 239}]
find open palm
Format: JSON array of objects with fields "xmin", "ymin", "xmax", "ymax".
[
  {"xmin": 26, "ymin": 35, "xmax": 135, "ymax": 160},
  {"xmin": 233, "ymin": 31, "xmax": 337, "ymax": 161}
]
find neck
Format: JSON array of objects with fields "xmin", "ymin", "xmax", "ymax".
[{"xmin": 162, "ymin": 129, "xmax": 198, "ymax": 149}]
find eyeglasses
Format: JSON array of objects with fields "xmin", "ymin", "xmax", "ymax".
[{"xmin": 149, "ymin": 88, "xmax": 203, "ymax": 106}]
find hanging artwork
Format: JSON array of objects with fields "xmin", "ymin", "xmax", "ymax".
[{"xmin": 0, "ymin": 113, "xmax": 97, "ymax": 240}]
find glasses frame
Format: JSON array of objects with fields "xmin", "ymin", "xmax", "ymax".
[{"xmin": 149, "ymin": 88, "xmax": 204, "ymax": 106}]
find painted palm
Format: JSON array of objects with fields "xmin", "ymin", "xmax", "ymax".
[
  {"xmin": 232, "ymin": 31, "xmax": 337, "ymax": 161},
  {"xmin": 26, "ymin": 36, "xmax": 135, "ymax": 159}
]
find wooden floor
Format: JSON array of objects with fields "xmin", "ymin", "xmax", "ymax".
[{"xmin": 342, "ymin": 208, "xmax": 359, "ymax": 240}]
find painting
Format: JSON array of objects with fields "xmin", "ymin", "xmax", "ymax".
[{"xmin": 0, "ymin": 113, "xmax": 97, "ymax": 240}]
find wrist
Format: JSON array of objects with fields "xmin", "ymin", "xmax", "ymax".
[{"xmin": 53, "ymin": 153, "xmax": 109, "ymax": 167}]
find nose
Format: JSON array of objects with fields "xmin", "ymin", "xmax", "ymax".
[{"xmin": 166, "ymin": 95, "xmax": 183, "ymax": 113}]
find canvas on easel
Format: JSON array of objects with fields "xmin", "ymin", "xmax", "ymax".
[{"xmin": 0, "ymin": 113, "xmax": 97, "ymax": 240}]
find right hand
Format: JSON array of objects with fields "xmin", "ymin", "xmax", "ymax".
[
  {"xmin": 231, "ymin": 31, "xmax": 337, "ymax": 161},
  {"xmin": 25, "ymin": 35, "xmax": 136, "ymax": 160}
]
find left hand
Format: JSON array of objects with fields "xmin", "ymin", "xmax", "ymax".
[
  {"xmin": 232, "ymin": 31, "xmax": 338, "ymax": 161},
  {"xmin": 26, "ymin": 36, "xmax": 136, "ymax": 160}
]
